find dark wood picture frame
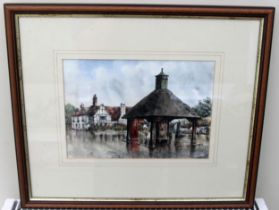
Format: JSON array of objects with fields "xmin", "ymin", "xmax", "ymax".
[{"xmin": 4, "ymin": 4, "xmax": 274, "ymax": 209}]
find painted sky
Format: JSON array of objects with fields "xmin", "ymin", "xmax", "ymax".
[{"xmin": 63, "ymin": 60, "xmax": 215, "ymax": 108}]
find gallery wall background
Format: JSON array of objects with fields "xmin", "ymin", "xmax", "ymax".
[{"xmin": 0, "ymin": 0, "xmax": 278, "ymax": 209}]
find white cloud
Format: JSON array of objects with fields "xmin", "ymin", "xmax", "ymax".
[{"xmin": 63, "ymin": 60, "xmax": 214, "ymax": 108}]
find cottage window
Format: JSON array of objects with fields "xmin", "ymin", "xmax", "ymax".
[{"xmin": 100, "ymin": 116, "xmax": 106, "ymax": 121}]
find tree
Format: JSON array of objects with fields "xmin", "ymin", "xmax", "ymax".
[
  {"xmin": 193, "ymin": 97, "xmax": 212, "ymax": 118},
  {"xmin": 65, "ymin": 103, "xmax": 76, "ymax": 125}
]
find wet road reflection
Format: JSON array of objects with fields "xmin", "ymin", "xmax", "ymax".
[{"xmin": 66, "ymin": 129, "xmax": 209, "ymax": 159}]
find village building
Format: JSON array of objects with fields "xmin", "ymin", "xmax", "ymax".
[
  {"xmin": 93, "ymin": 104, "xmax": 112, "ymax": 126},
  {"xmin": 123, "ymin": 68, "xmax": 200, "ymax": 149},
  {"xmin": 71, "ymin": 94, "xmax": 129, "ymax": 130},
  {"xmin": 71, "ymin": 104, "xmax": 90, "ymax": 130}
]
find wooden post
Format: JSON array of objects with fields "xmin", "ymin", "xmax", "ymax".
[
  {"xmin": 193, "ymin": 120, "xmax": 197, "ymax": 142},
  {"xmin": 190, "ymin": 120, "xmax": 197, "ymax": 156},
  {"xmin": 167, "ymin": 120, "xmax": 171, "ymax": 145},
  {"xmin": 149, "ymin": 120, "xmax": 154, "ymax": 149},
  {"xmin": 126, "ymin": 119, "xmax": 131, "ymax": 144},
  {"xmin": 155, "ymin": 120, "xmax": 159, "ymax": 145},
  {"xmin": 175, "ymin": 121, "xmax": 181, "ymax": 138}
]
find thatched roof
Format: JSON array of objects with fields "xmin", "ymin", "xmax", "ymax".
[{"xmin": 122, "ymin": 88, "xmax": 200, "ymax": 120}]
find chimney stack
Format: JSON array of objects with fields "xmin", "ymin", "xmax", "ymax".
[{"xmin": 93, "ymin": 94, "xmax": 97, "ymax": 106}]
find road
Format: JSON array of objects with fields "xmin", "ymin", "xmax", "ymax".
[{"xmin": 66, "ymin": 129, "xmax": 209, "ymax": 159}]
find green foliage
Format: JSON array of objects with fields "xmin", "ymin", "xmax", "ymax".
[
  {"xmin": 65, "ymin": 103, "xmax": 76, "ymax": 125},
  {"xmin": 193, "ymin": 97, "xmax": 212, "ymax": 118}
]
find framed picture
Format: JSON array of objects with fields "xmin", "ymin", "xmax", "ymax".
[{"xmin": 5, "ymin": 4, "xmax": 274, "ymax": 209}]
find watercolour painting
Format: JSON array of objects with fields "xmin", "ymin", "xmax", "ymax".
[{"xmin": 64, "ymin": 60, "xmax": 214, "ymax": 159}]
